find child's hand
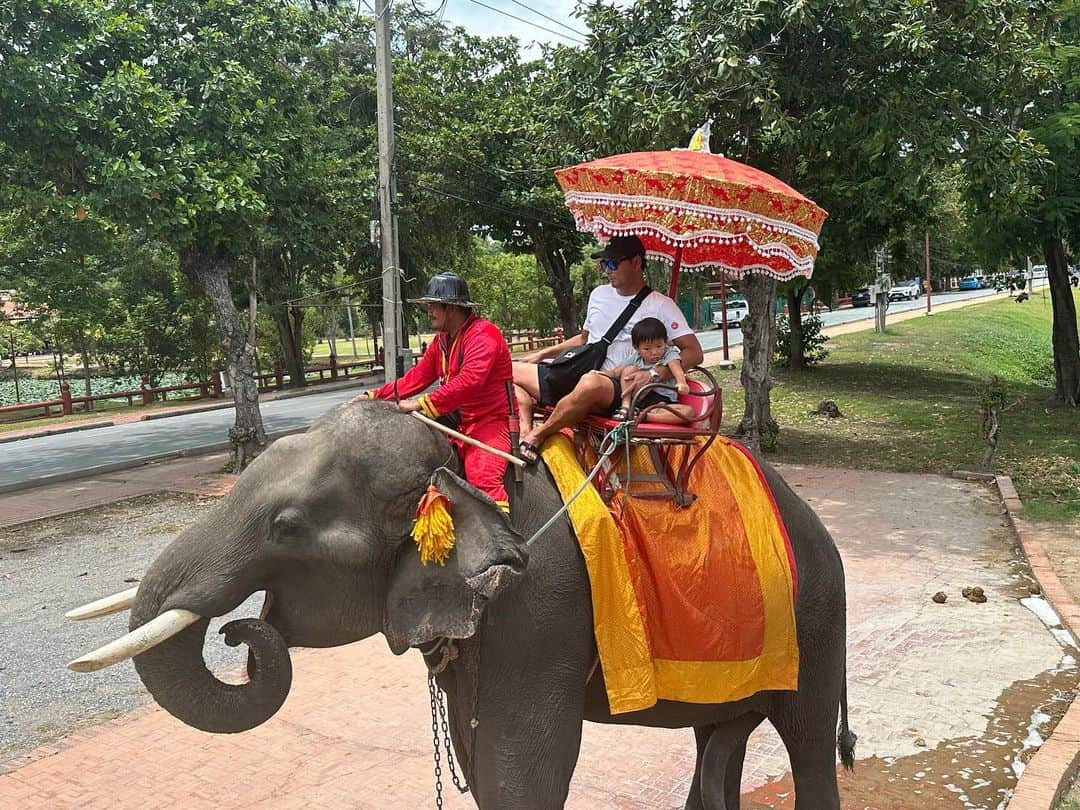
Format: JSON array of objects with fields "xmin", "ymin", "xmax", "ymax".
[{"xmin": 676, "ymin": 382, "xmax": 690, "ymax": 395}]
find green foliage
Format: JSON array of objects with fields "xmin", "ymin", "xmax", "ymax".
[
  {"xmin": 1, "ymin": 321, "xmax": 43, "ymax": 359},
  {"xmin": 775, "ymin": 315, "xmax": 830, "ymax": 367},
  {"xmin": 0, "ymin": 208, "xmax": 215, "ymax": 381},
  {"xmin": 460, "ymin": 240, "xmax": 558, "ymax": 333}
]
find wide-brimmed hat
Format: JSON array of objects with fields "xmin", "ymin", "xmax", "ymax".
[
  {"xmin": 408, "ymin": 272, "xmax": 479, "ymax": 307},
  {"xmin": 590, "ymin": 234, "xmax": 646, "ymax": 262}
]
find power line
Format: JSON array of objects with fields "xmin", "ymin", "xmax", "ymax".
[
  {"xmin": 276, "ymin": 274, "xmax": 386, "ymax": 306},
  {"xmin": 460, "ymin": 0, "xmax": 586, "ymax": 45},
  {"xmin": 408, "ymin": 0, "xmax": 449, "ymax": 20},
  {"xmin": 500, "ymin": 0, "xmax": 587, "ymax": 38}
]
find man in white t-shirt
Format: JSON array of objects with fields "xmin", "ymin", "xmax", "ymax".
[{"xmin": 512, "ymin": 235, "xmax": 703, "ymax": 464}]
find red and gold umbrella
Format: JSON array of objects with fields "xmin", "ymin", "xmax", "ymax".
[{"xmin": 555, "ymin": 127, "xmax": 828, "ymax": 297}]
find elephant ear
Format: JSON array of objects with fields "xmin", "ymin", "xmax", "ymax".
[{"xmin": 384, "ymin": 467, "xmax": 528, "ymax": 654}]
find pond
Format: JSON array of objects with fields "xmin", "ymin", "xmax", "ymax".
[{"xmin": 0, "ymin": 372, "xmax": 191, "ymax": 407}]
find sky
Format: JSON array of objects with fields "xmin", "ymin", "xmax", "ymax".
[{"xmin": 428, "ymin": 0, "xmax": 592, "ymax": 55}]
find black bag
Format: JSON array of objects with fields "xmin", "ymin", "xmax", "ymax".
[{"xmin": 539, "ymin": 286, "xmax": 652, "ymax": 404}]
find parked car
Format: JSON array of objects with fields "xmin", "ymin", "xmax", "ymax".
[
  {"xmin": 712, "ymin": 297, "xmax": 749, "ymax": 328},
  {"xmin": 958, "ymin": 276, "xmax": 985, "ymax": 291},
  {"xmin": 850, "ymin": 288, "xmax": 872, "ymax": 307},
  {"xmin": 888, "ymin": 278, "xmax": 922, "ymax": 301}
]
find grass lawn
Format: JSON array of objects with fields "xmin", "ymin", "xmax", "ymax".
[
  {"xmin": 310, "ymin": 334, "xmax": 434, "ymax": 359},
  {"xmin": 712, "ymin": 289, "xmax": 1080, "ymax": 522}
]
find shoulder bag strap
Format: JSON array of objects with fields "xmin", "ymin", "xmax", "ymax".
[{"xmin": 600, "ymin": 286, "xmax": 653, "ymax": 345}]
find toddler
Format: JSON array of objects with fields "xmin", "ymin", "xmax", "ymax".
[{"xmin": 598, "ymin": 317, "xmax": 696, "ymax": 424}]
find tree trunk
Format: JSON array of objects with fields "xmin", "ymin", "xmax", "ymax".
[
  {"xmin": 272, "ymin": 307, "xmax": 306, "ymax": 388},
  {"xmin": 786, "ymin": 286, "xmax": 806, "ymax": 370},
  {"xmin": 736, "ymin": 144, "xmax": 798, "ymax": 448},
  {"xmin": 1043, "ymin": 237, "xmax": 1080, "ymax": 406},
  {"xmin": 736, "ymin": 273, "xmax": 780, "ymax": 451},
  {"xmin": 290, "ymin": 306, "xmax": 305, "ymax": 378},
  {"xmin": 180, "ymin": 245, "xmax": 266, "ymax": 470},
  {"xmin": 530, "ymin": 225, "xmax": 578, "ymax": 335},
  {"xmin": 78, "ymin": 332, "xmax": 93, "ymax": 401}
]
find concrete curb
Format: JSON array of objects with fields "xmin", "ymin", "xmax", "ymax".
[
  {"xmin": 0, "ymin": 421, "xmax": 116, "ymax": 444},
  {"xmin": 994, "ymin": 474, "xmax": 1080, "ymax": 809},
  {"xmin": 0, "ymin": 427, "xmax": 308, "ymax": 497},
  {"xmin": 137, "ymin": 402, "xmax": 234, "ymax": 420}
]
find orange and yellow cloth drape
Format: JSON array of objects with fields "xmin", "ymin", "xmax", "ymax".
[{"xmin": 540, "ymin": 433, "xmax": 799, "ymax": 714}]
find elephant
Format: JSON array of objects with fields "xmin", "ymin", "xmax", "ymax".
[{"xmin": 71, "ymin": 400, "xmax": 855, "ymax": 809}]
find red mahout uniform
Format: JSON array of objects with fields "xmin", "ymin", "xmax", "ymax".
[{"xmin": 368, "ymin": 314, "xmax": 512, "ymax": 510}]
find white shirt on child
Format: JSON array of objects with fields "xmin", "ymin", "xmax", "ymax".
[
  {"xmin": 633, "ymin": 344, "xmax": 681, "ymax": 401},
  {"xmin": 582, "ymin": 285, "xmax": 693, "ymax": 370}
]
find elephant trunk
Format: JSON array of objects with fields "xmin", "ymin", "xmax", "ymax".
[{"xmin": 130, "ymin": 576, "xmax": 292, "ymax": 734}]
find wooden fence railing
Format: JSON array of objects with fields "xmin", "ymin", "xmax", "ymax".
[{"xmin": 0, "ymin": 327, "xmax": 566, "ymax": 424}]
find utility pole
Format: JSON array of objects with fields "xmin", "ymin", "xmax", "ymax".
[
  {"xmin": 925, "ymin": 232, "xmax": 932, "ymax": 314},
  {"xmin": 874, "ymin": 245, "xmax": 889, "ymax": 333},
  {"xmin": 375, "ymin": 0, "xmax": 402, "ymax": 382}
]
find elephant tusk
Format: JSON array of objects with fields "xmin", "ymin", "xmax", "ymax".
[
  {"xmin": 65, "ymin": 586, "xmax": 139, "ymax": 620},
  {"xmin": 67, "ymin": 609, "xmax": 201, "ymax": 673}
]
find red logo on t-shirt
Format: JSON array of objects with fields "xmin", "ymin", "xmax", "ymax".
[{"xmin": 671, "ymin": 321, "xmax": 679, "ymax": 329}]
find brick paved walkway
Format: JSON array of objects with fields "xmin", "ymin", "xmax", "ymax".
[{"xmin": 1, "ymin": 459, "xmax": 1075, "ymax": 808}]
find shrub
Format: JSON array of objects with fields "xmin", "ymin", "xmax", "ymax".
[{"xmin": 775, "ymin": 314, "xmax": 830, "ymax": 367}]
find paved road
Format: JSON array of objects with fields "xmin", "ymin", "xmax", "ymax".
[
  {"xmin": 0, "ymin": 386, "xmax": 369, "ymax": 491},
  {"xmin": 1, "ymin": 283, "xmax": 1041, "ymax": 490},
  {"xmin": 696, "ymin": 284, "xmax": 1034, "ymax": 353}
]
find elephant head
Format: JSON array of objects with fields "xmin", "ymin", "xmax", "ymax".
[{"xmin": 67, "ymin": 402, "xmax": 528, "ymax": 733}]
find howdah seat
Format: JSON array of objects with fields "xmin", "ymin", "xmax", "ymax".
[{"xmin": 535, "ymin": 366, "xmax": 723, "ymax": 507}]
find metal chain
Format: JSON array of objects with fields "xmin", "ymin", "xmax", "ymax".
[
  {"xmin": 437, "ymin": 685, "xmax": 468, "ymax": 792},
  {"xmin": 427, "ymin": 672, "xmax": 445, "ymax": 810},
  {"xmin": 428, "ymin": 669, "xmax": 469, "ymax": 807}
]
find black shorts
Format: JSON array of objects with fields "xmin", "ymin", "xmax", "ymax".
[
  {"xmin": 633, "ymin": 390, "xmax": 672, "ymax": 412},
  {"xmin": 536, "ymin": 364, "xmax": 622, "ymax": 416}
]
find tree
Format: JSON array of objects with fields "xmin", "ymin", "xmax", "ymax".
[
  {"xmin": 0, "ymin": 0, "xmax": 339, "ymax": 468},
  {"xmin": 1009, "ymin": 6, "xmax": 1080, "ymax": 405},
  {"xmin": 390, "ymin": 23, "xmax": 590, "ymax": 334},
  {"xmin": 461, "ymin": 238, "xmax": 560, "ymax": 333},
  {"xmin": 550, "ymin": 0, "xmax": 1054, "ymax": 448}
]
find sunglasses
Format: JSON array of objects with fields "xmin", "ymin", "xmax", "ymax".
[{"xmin": 599, "ymin": 258, "xmax": 622, "ymax": 272}]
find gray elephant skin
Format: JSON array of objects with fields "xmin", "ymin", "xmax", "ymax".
[{"xmin": 125, "ymin": 401, "xmax": 854, "ymax": 809}]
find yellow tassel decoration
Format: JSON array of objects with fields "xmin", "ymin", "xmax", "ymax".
[{"xmin": 411, "ymin": 485, "xmax": 456, "ymax": 566}]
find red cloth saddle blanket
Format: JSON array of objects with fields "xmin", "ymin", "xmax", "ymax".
[{"xmin": 540, "ymin": 433, "xmax": 799, "ymax": 714}]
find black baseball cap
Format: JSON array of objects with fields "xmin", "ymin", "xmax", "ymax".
[{"xmin": 591, "ymin": 235, "xmax": 646, "ymax": 262}]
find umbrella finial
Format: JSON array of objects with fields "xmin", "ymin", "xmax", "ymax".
[{"xmin": 687, "ymin": 119, "xmax": 713, "ymax": 153}]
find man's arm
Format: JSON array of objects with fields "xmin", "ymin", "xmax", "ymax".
[
  {"xmin": 520, "ymin": 331, "xmax": 587, "ymax": 363},
  {"xmin": 355, "ymin": 341, "xmax": 440, "ymax": 403},
  {"xmin": 672, "ymin": 333, "xmax": 703, "ymax": 369}
]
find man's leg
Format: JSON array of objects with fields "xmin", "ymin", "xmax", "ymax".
[
  {"xmin": 512, "ymin": 362, "xmax": 541, "ymax": 438},
  {"xmin": 463, "ymin": 423, "xmax": 510, "ymax": 511},
  {"xmin": 520, "ymin": 372, "xmax": 618, "ymax": 452}
]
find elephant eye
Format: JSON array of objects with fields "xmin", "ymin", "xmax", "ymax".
[{"xmin": 271, "ymin": 508, "xmax": 307, "ymax": 542}]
